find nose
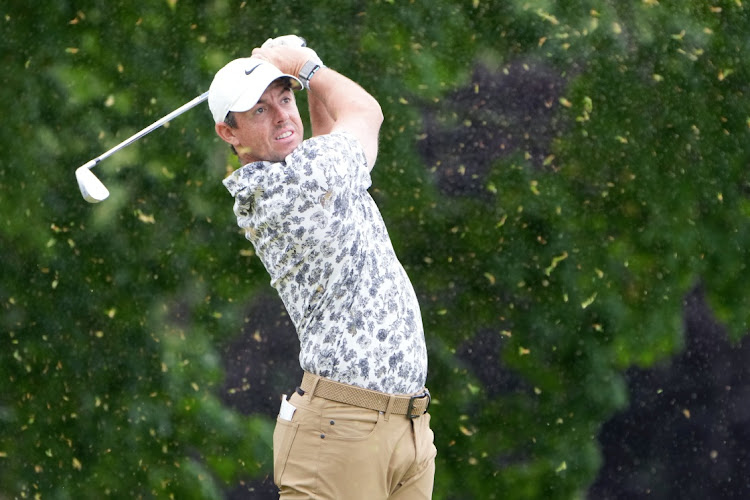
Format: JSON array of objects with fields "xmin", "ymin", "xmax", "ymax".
[{"xmin": 273, "ymin": 105, "xmax": 290, "ymax": 123}]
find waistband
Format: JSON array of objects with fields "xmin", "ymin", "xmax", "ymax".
[{"xmin": 299, "ymin": 372, "xmax": 431, "ymax": 418}]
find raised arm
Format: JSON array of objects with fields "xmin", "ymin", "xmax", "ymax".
[
  {"xmin": 251, "ymin": 45, "xmax": 384, "ymax": 170},
  {"xmin": 307, "ymin": 67, "xmax": 383, "ymax": 169},
  {"xmin": 308, "ymin": 85, "xmax": 335, "ymax": 138}
]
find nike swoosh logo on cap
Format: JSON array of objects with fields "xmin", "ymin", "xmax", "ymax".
[{"xmin": 245, "ymin": 63, "xmax": 262, "ymax": 75}]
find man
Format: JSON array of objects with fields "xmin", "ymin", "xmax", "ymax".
[{"xmin": 209, "ymin": 37, "xmax": 436, "ymax": 499}]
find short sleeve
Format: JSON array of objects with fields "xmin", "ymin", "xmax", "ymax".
[{"xmin": 287, "ymin": 132, "xmax": 371, "ymax": 192}]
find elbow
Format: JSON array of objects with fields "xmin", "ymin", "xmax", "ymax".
[
  {"xmin": 374, "ymin": 107, "xmax": 384, "ymax": 130},
  {"xmin": 370, "ymin": 98, "xmax": 384, "ymax": 127},
  {"xmin": 363, "ymin": 96, "xmax": 384, "ymax": 128}
]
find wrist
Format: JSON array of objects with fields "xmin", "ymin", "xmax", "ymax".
[{"xmin": 298, "ymin": 59, "xmax": 325, "ymax": 90}]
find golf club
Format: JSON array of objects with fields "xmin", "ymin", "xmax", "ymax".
[{"xmin": 75, "ymin": 91, "xmax": 209, "ymax": 203}]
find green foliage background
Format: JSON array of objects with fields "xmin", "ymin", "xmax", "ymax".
[{"xmin": 2, "ymin": 1, "xmax": 749, "ymax": 498}]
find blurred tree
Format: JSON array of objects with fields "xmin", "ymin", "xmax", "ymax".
[
  {"xmin": 591, "ymin": 287, "xmax": 750, "ymax": 499},
  {"xmin": 1, "ymin": 1, "xmax": 748, "ymax": 499},
  {"xmin": 403, "ymin": 1, "xmax": 750, "ymax": 497}
]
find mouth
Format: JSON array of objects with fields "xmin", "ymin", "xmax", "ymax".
[{"xmin": 275, "ymin": 130, "xmax": 293, "ymax": 141}]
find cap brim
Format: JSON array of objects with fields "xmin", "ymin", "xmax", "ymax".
[{"xmin": 228, "ymin": 74, "xmax": 302, "ymax": 115}]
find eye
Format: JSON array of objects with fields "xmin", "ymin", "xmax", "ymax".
[{"xmin": 254, "ymin": 106, "xmax": 265, "ymax": 115}]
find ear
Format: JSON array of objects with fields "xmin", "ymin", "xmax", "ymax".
[{"xmin": 215, "ymin": 122, "xmax": 240, "ymax": 146}]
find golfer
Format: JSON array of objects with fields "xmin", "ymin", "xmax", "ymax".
[{"xmin": 209, "ymin": 38, "xmax": 435, "ymax": 499}]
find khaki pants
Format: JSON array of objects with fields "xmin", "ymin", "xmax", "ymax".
[{"xmin": 273, "ymin": 389, "xmax": 437, "ymax": 499}]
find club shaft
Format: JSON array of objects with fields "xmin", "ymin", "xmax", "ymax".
[{"xmin": 81, "ymin": 91, "xmax": 209, "ymax": 170}]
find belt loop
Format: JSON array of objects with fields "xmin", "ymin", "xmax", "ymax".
[
  {"xmin": 384, "ymin": 395, "xmax": 396, "ymax": 421},
  {"xmin": 307, "ymin": 373, "xmax": 321, "ymax": 402}
]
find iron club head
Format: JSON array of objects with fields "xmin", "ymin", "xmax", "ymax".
[{"xmin": 76, "ymin": 163, "xmax": 110, "ymax": 203}]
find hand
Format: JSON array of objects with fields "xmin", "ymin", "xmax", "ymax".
[
  {"xmin": 260, "ymin": 34, "xmax": 324, "ymax": 66},
  {"xmin": 251, "ymin": 44, "xmax": 319, "ymax": 78}
]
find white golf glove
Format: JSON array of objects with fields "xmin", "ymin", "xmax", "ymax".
[
  {"xmin": 261, "ymin": 34, "xmax": 324, "ymax": 66},
  {"xmin": 261, "ymin": 34, "xmax": 306, "ymax": 48}
]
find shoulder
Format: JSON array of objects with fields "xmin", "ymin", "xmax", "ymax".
[
  {"xmin": 303, "ymin": 131, "xmax": 363, "ymax": 155},
  {"xmin": 222, "ymin": 161, "xmax": 276, "ymax": 197},
  {"xmin": 289, "ymin": 132, "xmax": 367, "ymax": 167}
]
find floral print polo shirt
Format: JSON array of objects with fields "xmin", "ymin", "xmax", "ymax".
[{"xmin": 223, "ymin": 132, "xmax": 427, "ymax": 394}]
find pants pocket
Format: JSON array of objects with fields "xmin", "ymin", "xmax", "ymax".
[
  {"xmin": 273, "ymin": 417, "xmax": 299, "ymax": 488},
  {"xmin": 320, "ymin": 403, "xmax": 381, "ymax": 441}
]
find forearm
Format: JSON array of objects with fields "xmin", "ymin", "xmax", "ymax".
[{"xmin": 308, "ymin": 87, "xmax": 335, "ymax": 137}]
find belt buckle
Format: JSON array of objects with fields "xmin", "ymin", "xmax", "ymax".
[{"xmin": 407, "ymin": 388, "xmax": 431, "ymax": 418}]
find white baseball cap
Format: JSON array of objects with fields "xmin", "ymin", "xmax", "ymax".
[{"xmin": 208, "ymin": 58, "xmax": 303, "ymax": 124}]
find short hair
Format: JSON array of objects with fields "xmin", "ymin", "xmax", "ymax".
[
  {"xmin": 224, "ymin": 111, "xmax": 238, "ymax": 129},
  {"xmin": 224, "ymin": 112, "xmax": 238, "ymax": 155}
]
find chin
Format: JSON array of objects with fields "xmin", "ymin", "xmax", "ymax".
[{"xmin": 282, "ymin": 142, "xmax": 302, "ymax": 158}]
